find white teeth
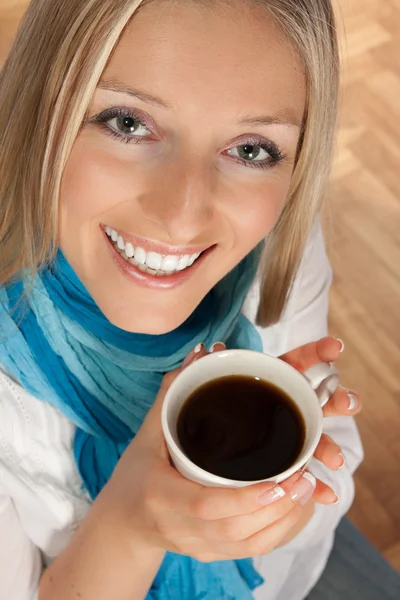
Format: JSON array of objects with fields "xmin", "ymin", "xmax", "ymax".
[
  {"xmin": 135, "ymin": 247, "xmax": 146, "ymax": 265},
  {"xmin": 187, "ymin": 254, "xmax": 198, "ymax": 266},
  {"xmin": 176, "ymin": 255, "xmax": 190, "ymax": 271},
  {"xmin": 146, "ymin": 252, "xmax": 162, "ymax": 271},
  {"xmin": 104, "ymin": 226, "xmax": 203, "ymax": 276},
  {"xmin": 161, "ymin": 255, "xmax": 179, "ymax": 272},
  {"xmin": 125, "ymin": 242, "xmax": 134, "ymax": 258}
]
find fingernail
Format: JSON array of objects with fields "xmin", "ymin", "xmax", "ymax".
[
  {"xmin": 337, "ymin": 453, "xmax": 345, "ymax": 469},
  {"xmin": 347, "ymin": 392, "xmax": 358, "ymax": 411},
  {"xmin": 182, "ymin": 343, "xmax": 204, "ymax": 367},
  {"xmin": 336, "ymin": 338, "xmax": 345, "ymax": 353},
  {"xmin": 332, "ymin": 494, "xmax": 340, "ymax": 504},
  {"xmin": 289, "ymin": 472, "xmax": 316, "ymax": 506},
  {"xmin": 210, "ymin": 341, "xmax": 226, "ymax": 353},
  {"xmin": 258, "ymin": 485, "xmax": 286, "ymax": 506}
]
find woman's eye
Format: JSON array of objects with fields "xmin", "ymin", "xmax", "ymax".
[
  {"xmin": 108, "ymin": 115, "xmax": 150, "ymax": 138},
  {"xmin": 88, "ymin": 108, "xmax": 155, "ymax": 143},
  {"xmin": 227, "ymin": 143, "xmax": 271, "ymax": 163}
]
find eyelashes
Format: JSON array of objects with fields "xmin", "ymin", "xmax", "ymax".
[
  {"xmin": 86, "ymin": 106, "xmax": 286, "ymax": 170},
  {"xmin": 226, "ymin": 139, "xmax": 285, "ymax": 170},
  {"xmin": 88, "ymin": 106, "xmax": 154, "ymax": 144}
]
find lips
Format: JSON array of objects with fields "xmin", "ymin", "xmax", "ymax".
[
  {"xmin": 103, "ymin": 225, "xmax": 215, "ymax": 290},
  {"xmin": 104, "ymin": 226, "xmax": 203, "ymax": 276}
]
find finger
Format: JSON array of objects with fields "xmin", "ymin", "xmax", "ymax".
[
  {"xmin": 209, "ymin": 472, "xmax": 318, "ymax": 542},
  {"xmin": 199, "ymin": 500, "xmax": 298, "ymax": 543},
  {"xmin": 180, "ymin": 342, "xmax": 208, "ymax": 370},
  {"xmin": 166, "ymin": 474, "xmax": 336, "ymax": 559},
  {"xmin": 157, "ymin": 498, "xmax": 298, "ymax": 548},
  {"xmin": 323, "ymin": 386, "xmax": 360, "ymax": 418},
  {"xmin": 280, "ymin": 337, "xmax": 343, "ymax": 373},
  {"xmin": 313, "ymin": 434, "xmax": 344, "ymax": 470},
  {"xmin": 219, "ymin": 503, "xmax": 305, "ymax": 559},
  {"xmin": 209, "ymin": 341, "xmax": 226, "ymax": 353},
  {"xmin": 175, "ymin": 497, "xmax": 319, "ymax": 561},
  {"xmin": 172, "ymin": 471, "xmax": 314, "ymax": 543},
  {"xmin": 158, "ymin": 465, "xmax": 316, "ymax": 521},
  {"xmin": 157, "ymin": 467, "xmax": 284, "ymax": 520},
  {"xmin": 312, "ymin": 478, "xmax": 338, "ymax": 505}
]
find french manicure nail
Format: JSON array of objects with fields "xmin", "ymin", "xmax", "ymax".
[
  {"xmin": 289, "ymin": 472, "xmax": 316, "ymax": 506},
  {"xmin": 336, "ymin": 338, "xmax": 345, "ymax": 353},
  {"xmin": 182, "ymin": 343, "xmax": 204, "ymax": 367},
  {"xmin": 347, "ymin": 393, "xmax": 358, "ymax": 411},
  {"xmin": 337, "ymin": 453, "xmax": 345, "ymax": 469},
  {"xmin": 258, "ymin": 485, "xmax": 286, "ymax": 506},
  {"xmin": 210, "ymin": 341, "xmax": 226, "ymax": 353}
]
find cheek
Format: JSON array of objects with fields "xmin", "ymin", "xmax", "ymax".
[
  {"xmin": 61, "ymin": 147, "xmax": 109, "ymax": 225},
  {"xmin": 59, "ymin": 135, "xmax": 139, "ymax": 244},
  {"xmin": 228, "ymin": 173, "xmax": 291, "ymax": 250}
]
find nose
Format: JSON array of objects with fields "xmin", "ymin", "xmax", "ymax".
[{"xmin": 136, "ymin": 157, "xmax": 215, "ymax": 244}]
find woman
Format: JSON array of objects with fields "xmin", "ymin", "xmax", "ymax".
[{"xmin": 0, "ymin": 0, "xmax": 364, "ymax": 599}]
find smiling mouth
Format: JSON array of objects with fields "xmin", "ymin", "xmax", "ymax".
[{"xmin": 104, "ymin": 226, "xmax": 205, "ymax": 277}]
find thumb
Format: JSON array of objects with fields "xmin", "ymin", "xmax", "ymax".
[{"xmin": 280, "ymin": 337, "xmax": 343, "ymax": 372}]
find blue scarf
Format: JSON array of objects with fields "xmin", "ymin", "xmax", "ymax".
[{"xmin": 0, "ymin": 250, "xmax": 264, "ymax": 599}]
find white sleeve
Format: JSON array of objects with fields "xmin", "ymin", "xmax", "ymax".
[
  {"xmin": 243, "ymin": 220, "xmax": 364, "ymax": 548},
  {"xmin": 0, "ymin": 489, "xmax": 41, "ymax": 600},
  {"xmin": 0, "ymin": 368, "xmax": 90, "ymax": 600}
]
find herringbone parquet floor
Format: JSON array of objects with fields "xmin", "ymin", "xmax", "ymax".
[
  {"xmin": 328, "ymin": 0, "xmax": 400, "ymax": 571},
  {"xmin": 1, "ymin": 0, "xmax": 399, "ymax": 573}
]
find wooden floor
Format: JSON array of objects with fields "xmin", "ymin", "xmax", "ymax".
[
  {"xmin": 1, "ymin": 0, "xmax": 399, "ymax": 573},
  {"xmin": 328, "ymin": 0, "xmax": 400, "ymax": 572}
]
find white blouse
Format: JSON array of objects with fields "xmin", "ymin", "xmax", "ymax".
[{"xmin": 0, "ymin": 225, "xmax": 364, "ymax": 600}]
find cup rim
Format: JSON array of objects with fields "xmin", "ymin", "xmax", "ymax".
[{"xmin": 161, "ymin": 349, "xmax": 323, "ymax": 486}]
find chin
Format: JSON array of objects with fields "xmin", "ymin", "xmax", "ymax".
[{"xmin": 99, "ymin": 299, "xmax": 196, "ymax": 336}]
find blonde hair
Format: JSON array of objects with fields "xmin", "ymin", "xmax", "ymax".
[{"xmin": 0, "ymin": 0, "xmax": 339, "ymax": 327}]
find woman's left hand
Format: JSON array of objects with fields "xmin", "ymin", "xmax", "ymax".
[{"xmin": 280, "ymin": 336, "xmax": 361, "ymax": 504}]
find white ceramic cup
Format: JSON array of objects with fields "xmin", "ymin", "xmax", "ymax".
[{"xmin": 162, "ymin": 349, "xmax": 339, "ymax": 488}]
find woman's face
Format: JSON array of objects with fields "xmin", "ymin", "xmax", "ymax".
[{"xmin": 60, "ymin": 0, "xmax": 305, "ymax": 334}]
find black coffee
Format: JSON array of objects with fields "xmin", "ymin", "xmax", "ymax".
[{"xmin": 177, "ymin": 375, "xmax": 305, "ymax": 481}]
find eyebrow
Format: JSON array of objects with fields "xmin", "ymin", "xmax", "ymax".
[
  {"xmin": 98, "ymin": 78, "xmax": 301, "ymax": 128},
  {"xmin": 238, "ymin": 113, "xmax": 302, "ymax": 128},
  {"xmin": 98, "ymin": 79, "xmax": 172, "ymax": 109}
]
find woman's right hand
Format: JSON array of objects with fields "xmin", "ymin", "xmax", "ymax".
[{"xmin": 97, "ymin": 344, "xmax": 327, "ymax": 563}]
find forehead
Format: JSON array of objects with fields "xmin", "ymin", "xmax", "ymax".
[{"xmin": 102, "ymin": 0, "xmax": 306, "ymax": 122}]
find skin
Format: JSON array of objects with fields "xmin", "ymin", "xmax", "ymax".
[
  {"xmin": 40, "ymin": 2, "xmax": 361, "ymax": 598},
  {"xmin": 40, "ymin": 339, "xmax": 361, "ymax": 600},
  {"xmin": 59, "ymin": 0, "xmax": 305, "ymax": 335}
]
